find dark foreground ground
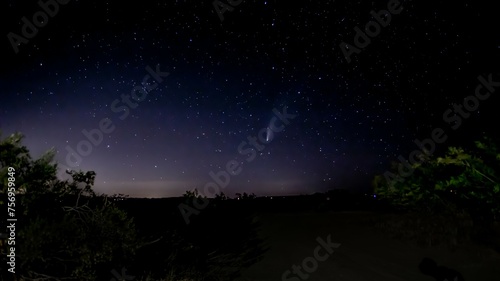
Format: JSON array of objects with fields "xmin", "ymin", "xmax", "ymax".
[
  {"xmin": 236, "ymin": 211, "xmax": 500, "ymax": 281},
  {"xmin": 115, "ymin": 194, "xmax": 500, "ymax": 281}
]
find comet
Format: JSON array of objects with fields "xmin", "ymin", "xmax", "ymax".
[{"xmin": 265, "ymin": 126, "xmax": 273, "ymax": 142}]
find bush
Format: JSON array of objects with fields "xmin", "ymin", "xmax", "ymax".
[
  {"xmin": 373, "ymin": 136, "xmax": 500, "ymax": 249},
  {"xmin": 0, "ymin": 132, "xmax": 138, "ymax": 280},
  {"xmin": 1, "ymin": 132, "xmax": 268, "ymax": 280}
]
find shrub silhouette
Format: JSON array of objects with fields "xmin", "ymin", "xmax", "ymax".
[
  {"xmin": 1, "ymin": 132, "xmax": 268, "ymax": 280},
  {"xmin": 374, "ymin": 136, "xmax": 500, "ymax": 250},
  {"xmin": 0, "ymin": 132, "xmax": 138, "ymax": 280}
]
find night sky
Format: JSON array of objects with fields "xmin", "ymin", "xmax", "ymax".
[{"xmin": 1, "ymin": 0, "xmax": 499, "ymax": 198}]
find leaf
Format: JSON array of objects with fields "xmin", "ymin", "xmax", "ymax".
[{"xmin": 494, "ymin": 185, "xmax": 500, "ymax": 194}]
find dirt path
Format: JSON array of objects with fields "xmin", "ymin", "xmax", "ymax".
[{"xmin": 237, "ymin": 211, "xmax": 500, "ymax": 281}]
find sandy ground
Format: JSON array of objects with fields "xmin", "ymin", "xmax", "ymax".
[{"xmin": 236, "ymin": 211, "xmax": 500, "ymax": 281}]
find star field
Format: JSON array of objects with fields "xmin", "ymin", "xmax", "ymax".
[{"xmin": 1, "ymin": 0, "xmax": 499, "ymax": 197}]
